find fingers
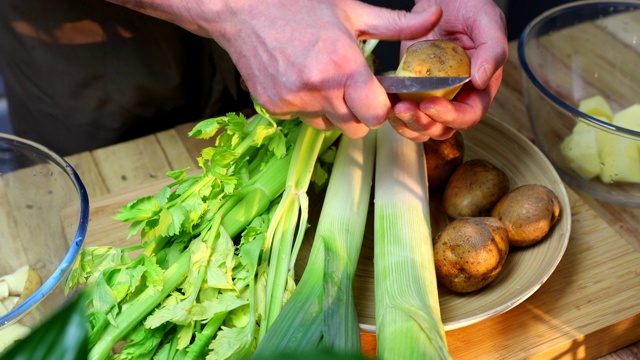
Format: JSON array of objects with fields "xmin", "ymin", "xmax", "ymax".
[
  {"xmin": 391, "ymin": 100, "xmax": 457, "ymax": 141},
  {"xmin": 343, "ymin": 66, "xmax": 390, "ymax": 129},
  {"xmin": 347, "ymin": 1, "xmax": 443, "ymax": 41},
  {"xmin": 390, "ymin": 66, "xmax": 503, "ymax": 140},
  {"xmin": 300, "ymin": 115, "xmax": 335, "ymax": 131},
  {"xmin": 467, "ymin": 2, "xmax": 508, "ymax": 90}
]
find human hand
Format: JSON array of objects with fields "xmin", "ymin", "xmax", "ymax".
[
  {"xmin": 108, "ymin": 0, "xmax": 443, "ymax": 138},
  {"xmin": 389, "ymin": 0, "xmax": 508, "ymax": 142}
]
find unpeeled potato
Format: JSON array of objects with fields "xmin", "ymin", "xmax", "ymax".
[
  {"xmin": 424, "ymin": 131, "xmax": 465, "ymax": 192},
  {"xmin": 443, "ymin": 159, "xmax": 510, "ymax": 218},
  {"xmin": 433, "ymin": 217, "xmax": 510, "ymax": 293},
  {"xmin": 396, "ymin": 40, "xmax": 471, "ymax": 101},
  {"xmin": 491, "ymin": 184, "xmax": 561, "ymax": 247}
]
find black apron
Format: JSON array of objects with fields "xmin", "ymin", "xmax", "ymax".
[{"xmin": 0, "ymin": 0, "xmax": 249, "ymax": 155}]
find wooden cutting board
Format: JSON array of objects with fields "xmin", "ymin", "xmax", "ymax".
[{"xmin": 83, "ymin": 164, "xmax": 640, "ymax": 359}]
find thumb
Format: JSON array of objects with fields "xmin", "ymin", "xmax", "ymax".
[{"xmin": 348, "ymin": 2, "xmax": 442, "ymax": 41}]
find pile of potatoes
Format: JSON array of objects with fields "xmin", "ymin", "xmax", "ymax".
[
  {"xmin": 425, "ymin": 134, "xmax": 562, "ymax": 293},
  {"xmin": 399, "ymin": 39, "xmax": 562, "ymax": 293}
]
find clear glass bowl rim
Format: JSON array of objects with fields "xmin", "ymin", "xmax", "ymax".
[{"xmin": 0, "ymin": 133, "xmax": 90, "ymax": 326}]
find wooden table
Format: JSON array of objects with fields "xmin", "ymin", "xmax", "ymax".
[{"xmin": 64, "ymin": 40, "xmax": 639, "ymax": 359}]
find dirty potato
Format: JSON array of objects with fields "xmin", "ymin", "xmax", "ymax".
[
  {"xmin": 424, "ymin": 131, "xmax": 465, "ymax": 192},
  {"xmin": 443, "ymin": 159, "xmax": 510, "ymax": 218},
  {"xmin": 491, "ymin": 184, "xmax": 561, "ymax": 247},
  {"xmin": 433, "ymin": 217, "xmax": 510, "ymax": 293}
]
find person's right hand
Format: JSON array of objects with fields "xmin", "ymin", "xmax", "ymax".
[{"xmin": 109, "ymin": 0, "xmax": 444, "ymax": 138}]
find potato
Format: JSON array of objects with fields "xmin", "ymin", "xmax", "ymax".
[
  {"xmin": 578, "ymin": 95, "xmax": 613, "ymax": 122},
  {"xmin": 561, "ymin": 97, "xmax": 640, "ymax": 183},
  {"xmin": 396, "ymin": 40, "xmax": 471, "ymax": 101},
  {"xmin": 560, "ymin": 129, "xmax": 601, "ymax": 179},
  {"xmin": 424, "ymin": 131, "xmax": 465, "ymax": 192},
  {"xmin": 433, "ymin": 217, "xmax": 509, "ymax": 293},
  {"xmin": 0, "ymin": 265, "xmax": 42, "ymax": 307},
  {"xmin": 491, "ymin": 184, "xmax": 561, "ymax": 247},
  {"xmin": 0, "ymin": 321, "xmax": 31, "ymax": 352},
  {"xmin": 443, "ymin": 159, "xmax": 510, "ymax": 218}
]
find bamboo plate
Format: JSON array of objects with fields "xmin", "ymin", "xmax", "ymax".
[{"xmin": 296, "ymin": 115, "xmax": 572, "ymax": 332}]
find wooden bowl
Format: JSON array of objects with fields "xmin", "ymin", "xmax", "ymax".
[{"xmin": 297, "ymin": 115, "xmax": 572, "ymax": 331}]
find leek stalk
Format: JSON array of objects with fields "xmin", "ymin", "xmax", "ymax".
[{"xmin": 374, "ymin": 122, "xmax": 451, "ymax": 359}]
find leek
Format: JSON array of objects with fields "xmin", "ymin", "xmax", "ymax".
[
  {"xmin": 322, "ymin": 133, "xmax": 375, "ymax": 351},
  {"xmin": 374, "ymin": 122, "xmax": 451, "ymax": 359}
]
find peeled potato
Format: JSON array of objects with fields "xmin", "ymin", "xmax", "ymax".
[
  {"xmin": 0, "ymin": 266, "xmax": 41, "ymax": 353},
  {"xmin": 396, "ymin": 40, "xmax": 471, "ymax": 101},
  {"xmin": 0, "ymin": 321, "xmax": 31, "ymax": 352},
  {"xmin": 491, "ymin": 184, "xmax": 561, "ymax": 247},
  {"xmin": 0, "ymin": 265, "xmax": 43, "ymax": 307},
  {"xmin": 2, "ymin": 296, "xmax": 19, "ymax": 311}
]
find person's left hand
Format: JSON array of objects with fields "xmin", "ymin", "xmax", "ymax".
[{"xmin": 388, "ymin": 0, "xmax": 508, "ymax": 142}]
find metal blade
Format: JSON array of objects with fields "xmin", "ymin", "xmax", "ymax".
[{"xmin": 376, "ymin": 75, "xmax": 470, "ymax": 93}]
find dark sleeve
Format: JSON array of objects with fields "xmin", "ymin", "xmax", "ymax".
[{"xmin": 0, "ymin": 0, "xmax": 249, "ymax": 155}]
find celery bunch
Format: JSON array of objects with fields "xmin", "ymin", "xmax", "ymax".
[{"xmin": 67, "ymin": 107, "xmax": 339, "ymax": 360}]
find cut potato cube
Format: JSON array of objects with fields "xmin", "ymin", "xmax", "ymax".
[
  {"xmin": 613, "ymin": 104, "xmax": 640, "ymax": 152},
  {"xmin": 0, "ymin": 298, "xmax": 7, "ymax": 316},
  {"xmin": 0, "ymin": 265, "xmax": 42, "ymax": 306},
  {"xmin": 573, "ymin": 114, "xmax": 610, "ymax": 134},
  {"xmin": 0, "ymin": 322, "xmax": 32, "ymax": 352},
  {"xmin": 2, "ymin": 296, "xmax": 19, "ymax": 311},
  {"xmin": 562, "ymin": 99, "xmax": 640, "ymax": 184},
  {"xmin": 561, "ymin": 130, "xmax": 601, "ymax": 179},
  {"xmin": 0, "ymin": 281, "xmax": 8, "ymax": 299},
  {"xmin": 612, "ymin": 104, "xmax": 640, "ymax": 131},
  {"xmin": 598, "ymin": 133, "xmax": 640, "ymax": 184},
  {"xmin": 578, "ymin": 95, "xmax": 613, "ymax": 121}
]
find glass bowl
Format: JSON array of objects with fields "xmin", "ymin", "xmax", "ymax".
[
  {"xmin": 518, "ymin": 0, "xmax": 640, "ymax": 207},
  {"xmin": 0, "ymin": 133, "xmax": 89, "ymax": 349}
]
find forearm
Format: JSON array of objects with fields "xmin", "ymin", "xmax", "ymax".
[{"xmin": 105, "ymin": 0, "xmax": 224, "ymax": 38}]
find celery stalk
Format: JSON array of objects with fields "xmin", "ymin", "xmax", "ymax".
[
  {"xmin": 260, "ymin": 123, "xmax": 326, "ymax": 339},
  {"xmin": 374, "ymin": 122, "xmax": 451, "ymax": 359},
  {"xmin": 88, "ymin": 250, "xmax": 191, "ymax": 360},
  {"xmin": 254, "ymin": 132, "xmax": 375, "ymax": 356}
]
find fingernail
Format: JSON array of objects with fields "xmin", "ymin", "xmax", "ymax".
[
  {"xmin": 394, "ymin": 112, "xmax": 414, "ymax": 123},
  {"xmin": 419, "ymin": 103, "xmax": 438, "ymax": 118},
  {"xmin": 475, "ymin": 64, "xmax": 492, "ymax": 89}
]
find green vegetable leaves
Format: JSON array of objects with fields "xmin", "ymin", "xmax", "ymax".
[{"xmin": 64, "ymin": 102, "xmax": 339, "ymax": 360}]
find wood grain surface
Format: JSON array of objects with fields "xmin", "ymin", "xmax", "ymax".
[{"xmin": 63, "ymin": 38, "xmax": 640, "ymax": 359}]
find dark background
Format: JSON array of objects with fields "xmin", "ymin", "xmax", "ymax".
[
  {"xmin": 366, "ymin": 0, "xmax": 575, "ymax": 72},
  {"xmin": 0, "ymin": 1, "xmax": 576, "ymax": 134}
]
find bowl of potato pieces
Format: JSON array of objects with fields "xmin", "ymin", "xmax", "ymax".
[
  {"xmin": 518, "ymin": 0, "xmax": 640, "ymax": 207},
  {"xmin": 0, "ymin": 133, "xmax": 89, "ymax": 352}
]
